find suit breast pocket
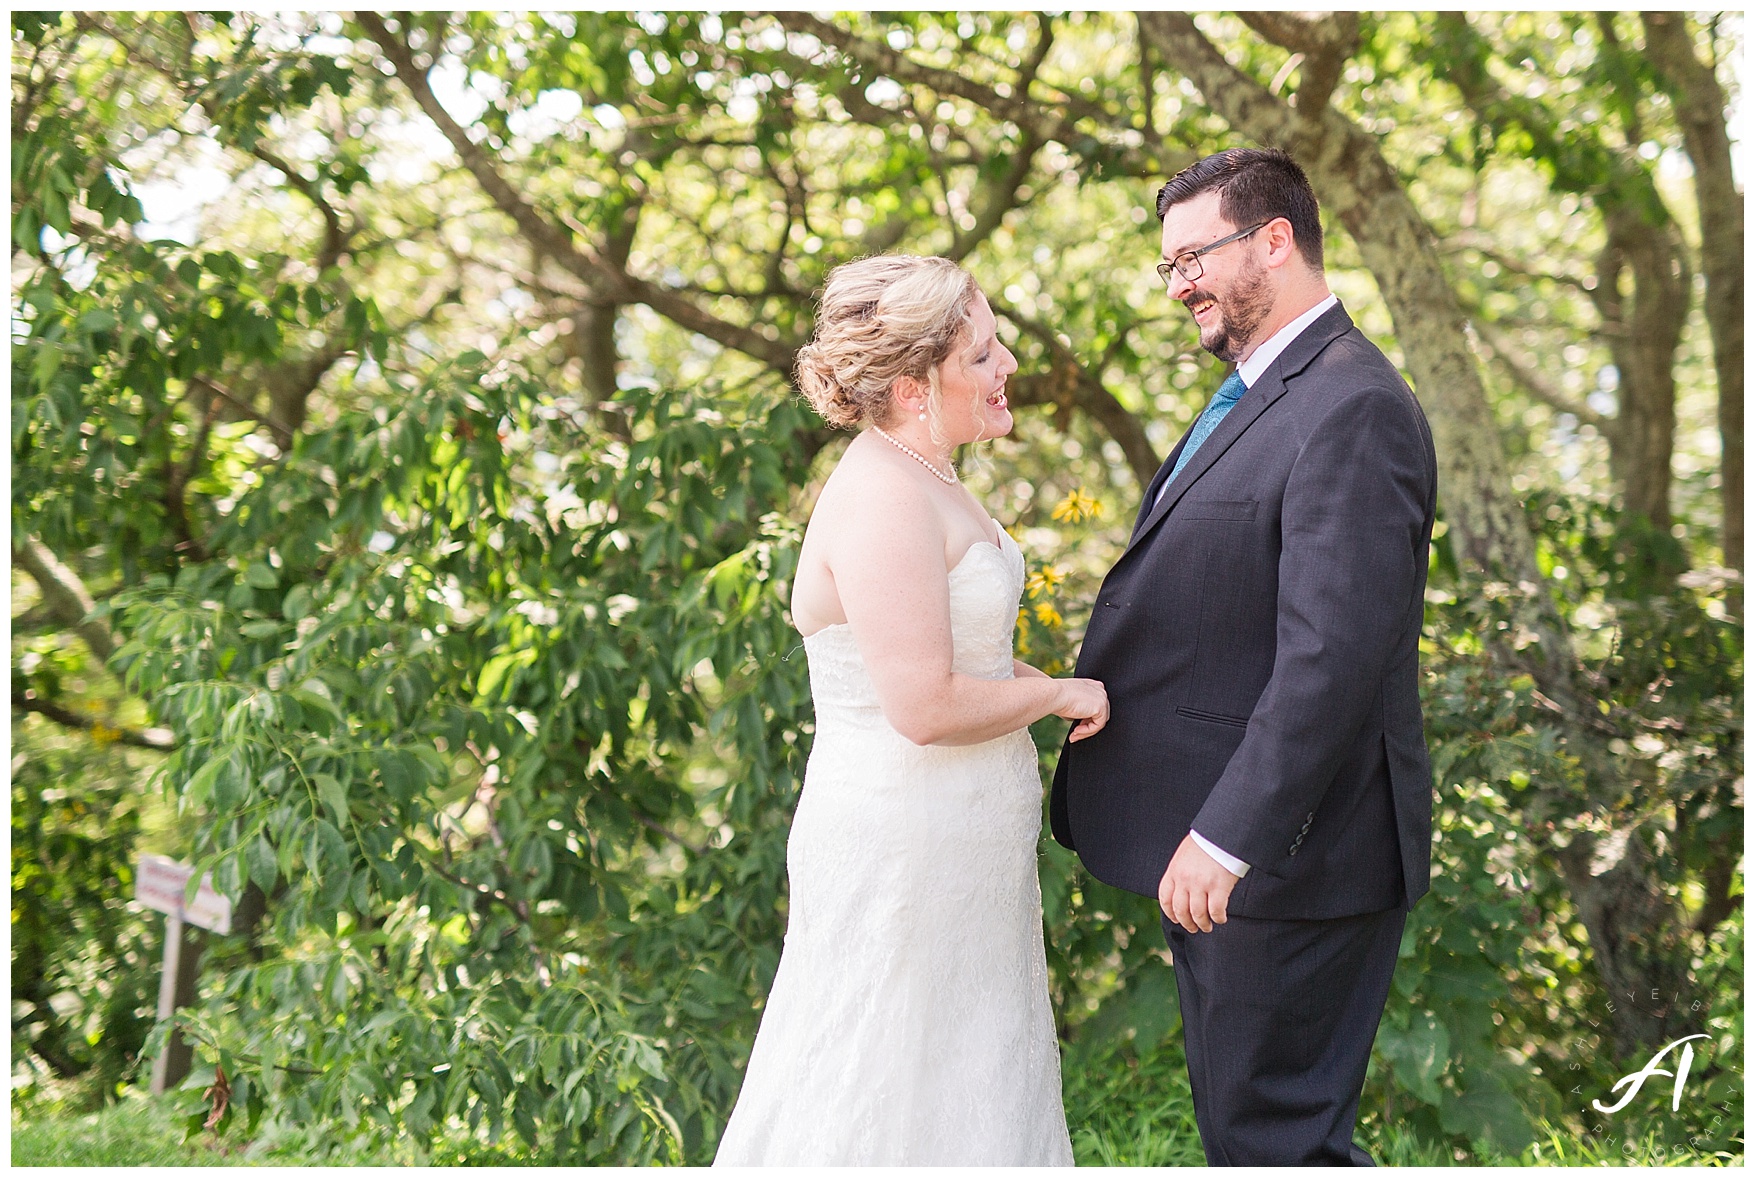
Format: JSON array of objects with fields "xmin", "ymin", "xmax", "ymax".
[{"xmin": 1180, "ymin": 498, "xmax": 1258, "ymax": 522}]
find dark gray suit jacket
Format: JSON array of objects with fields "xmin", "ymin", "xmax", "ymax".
[{"xmin": 1050, "ymin": 303, "xmax": 1436, "ymax": 920}]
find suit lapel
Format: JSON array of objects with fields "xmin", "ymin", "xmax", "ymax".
[
  {"xmin": 1123, "ymin": 304, "xmax": 1356, "ymax": 558},
  {"xmin": 1131, "ymin": 435, "xmax": 1192, "ymax": 541},
  {"xmin": 1124, "ymin": 372, "xmax": 1290, "ymax": 555}
]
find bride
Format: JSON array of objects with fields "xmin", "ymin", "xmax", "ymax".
[{"xmin": 714, "ymin": 255, "xmax": 1108, "ymax": 1166}]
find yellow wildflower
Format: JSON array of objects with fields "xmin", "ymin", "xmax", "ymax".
[
  {"xmin": 1051, "ymin": 487, "xmax": 1104, "ymax": 523},
  {"xmin": 1025, "ymin": 565, "xmax": 1065, "ymax": 600}
]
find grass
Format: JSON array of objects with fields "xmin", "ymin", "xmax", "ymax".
[
  {"xmin": 1063, "ymin": 1037, "xmax": 1207, "ymax": 1166},
  {"xmin": 13, "ymin": 1058, "xmax": 1743, "ymax": 1167},
  {"xmin": 1061, "ymin": 1036, "xmax": 1744, "ymax": 1168},
  {"xmin": 12, "ymin": 1096, "xmax": 249, "ymax": 1167},
  {"xmin": 9, "ymin": 1089, "xmax": 538, "ymax": 1167}
]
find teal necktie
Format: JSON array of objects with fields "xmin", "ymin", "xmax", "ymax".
[{"xmin": 1166, "ymin": 371, "xmax": 1247, "ymax": 485}]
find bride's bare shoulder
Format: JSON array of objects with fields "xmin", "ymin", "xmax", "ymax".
[
  {"xmin": 818, "ymin": 433, "xmax": 929, "ymax": 504},
  {"xmin": 809, "ymin": 435, "xmax": 943, "ymax": 555}
]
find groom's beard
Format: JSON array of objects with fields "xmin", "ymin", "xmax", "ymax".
[{"xmin": 1190, "ymin": 256, "xmax": 1274, "ymax": 363}]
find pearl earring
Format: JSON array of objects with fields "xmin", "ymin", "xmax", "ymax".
[{"xmin": 918, "ymin": 411, "xmax": 927, "ymax": 422}]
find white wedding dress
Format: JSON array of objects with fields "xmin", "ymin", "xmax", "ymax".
[{"xmin": 714, "ymin": 526, "xmax": 1074, "ymax": 1166}]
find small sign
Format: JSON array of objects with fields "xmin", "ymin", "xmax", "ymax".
[{"xmin": 136, "ymin": 853, "xmax": 233, "ymax": 935}]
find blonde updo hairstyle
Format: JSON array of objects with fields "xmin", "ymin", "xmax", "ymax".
[{"xmin": 795, "ymin": 255, "xmax": 980, "ymax": 442}]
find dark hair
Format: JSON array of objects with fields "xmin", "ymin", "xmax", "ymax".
[{"xmin": 1155, "ymin": 148, "xmax": 1324, "ymax": 271}]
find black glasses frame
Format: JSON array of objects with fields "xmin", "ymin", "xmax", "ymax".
[{"xmin": 1156, "ymin": 221, "xmax": 1271, "ymax": 289}]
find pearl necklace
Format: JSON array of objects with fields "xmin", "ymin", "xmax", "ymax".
[{"xmin": 870, "ymin": 425, "xmax": 958, "ymax": 485}]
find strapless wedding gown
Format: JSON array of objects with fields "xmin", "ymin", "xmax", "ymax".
[{"xmin": 714, "ymin": 526, "xmax": 1073, "ymax": 1166}]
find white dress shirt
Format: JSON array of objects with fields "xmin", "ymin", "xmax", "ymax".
[{"xmin": 1179, "ymin": 294, "xmax": 1340, "ymax": 879}]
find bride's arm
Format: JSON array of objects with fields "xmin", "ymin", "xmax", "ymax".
[{"xmin": 830, "ymin": 478, "xmax": 1105, "ymax": 747}]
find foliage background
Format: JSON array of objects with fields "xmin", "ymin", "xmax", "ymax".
[{"xmin": 11, "ymin": 10, "xmax": 1743, "ymax": 1166}]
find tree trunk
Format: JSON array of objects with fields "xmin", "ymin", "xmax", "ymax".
[
  {"xmin": 1591, "ymin": 204, "xmax": 1689, "ymax": 541},
  {"xmin": 1556, "ymin": 834, "xmax": 1704, "ymax": 1051},
  {"xmin": 262, "ymin": 348, "xmax": 347, "ymax": 434},
  {"xmin": 1135, "ymin": 12, "xmax": 1570, "ymax": 688},
  {"xmin": 1133, "ymin": 11, "xmax": 1699, "ymax": 1057},
  {"xmin": 573, "ymin": 191, "xmax": 642, "ymax": 406},
  {"xmin": 1641, "ymin": 12, "xmax": 1743, "ymax": 590},
  {"xmin": 1434, "ymin": 11, "xmax": 1689, "ymax": 568}
]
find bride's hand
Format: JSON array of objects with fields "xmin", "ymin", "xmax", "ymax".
[{"xmin": 1056, "ymin": 678, "xmax": 1110, "ymax": 742}]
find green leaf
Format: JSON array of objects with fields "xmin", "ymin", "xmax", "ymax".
[
  {"xmin": 31, "ymin": 341, "xmax": 63, "ymax": 390},
  {"xmin": 283, "ymin": 583, "xmax": 313, "ymax": 621},
  {"xmin": 1438, "ymin": 1066, "xmax": 1536, "ymax": 1154},
  {"xmin": 1122, "ymin": 960, "xmax": 1180, "ymax": 1050},
  {"xmin": 245, "ymin": 832, "xmax": 278, "ymax": 892},
  {"xmin": 211, "ymin": 748, "xmax": 249, "ymax": 811},
  {"xmin": 476, "ymin": 650, "xmax": 532, "ymax": 701},
  {"xmin": 314, "ymin": 772, "xmax": 348, "ymax": 823},
  {"xmin": 313, "ymin": 818, "xmax": 349, "ymax": 871},
  {"xmin": 1376, "ymin": 1008, "xmax": 1449, "ymax": 1106},
  {"xmin": 183, "ymin": 755, "xmax": 227, "ymax": 809},
  {"xmin": 378, "ymin": 750, "xmax": 420, "ymax": 802},
  {"xmin": 291, "ymin": 684, "xmax": 345, "ymax": 730}
]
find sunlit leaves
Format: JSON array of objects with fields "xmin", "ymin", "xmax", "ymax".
[{"xmin": 97, "ymin": 339, "xmax": 814, "ymax": 1158}]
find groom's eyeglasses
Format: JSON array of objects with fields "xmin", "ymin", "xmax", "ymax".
[{"xmin": 1156, "ymin": 221, "xmax": 1270, "ymax": 290}]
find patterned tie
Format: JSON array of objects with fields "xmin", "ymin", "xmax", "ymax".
[{"xmin": 1166, "ymin": 370, "xmax": 1247, "ymax": 486}]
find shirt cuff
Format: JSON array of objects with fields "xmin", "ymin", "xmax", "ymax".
[{"xmin": 1191, "ymin": 829, "xmax": 1250, "ymax": 878}]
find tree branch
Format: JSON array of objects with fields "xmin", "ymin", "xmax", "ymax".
[
  {"xmin": 354, "ymin": 11, "xmax": 799, "ymax": 376},
  {"xmin": 1137, "ymin": 13, "xmax": 1311, "ymax": 153},
  {"xmin": 1444, "ymin": 232, "xmax": 1597, "ymax": 294},
  {"xmin": 1236, "ymin": 12, "xmax": 1360, "ymax": 115},
  {"xmin": 89, "ymin": 14, "xmax": 354, "ymax": 277},
  {"xmin": 353, "ymin": 14, "xmax": 584, "ymax": 265},
  {"xmin": 12, "ymin": 689, "xmax": 175, "ymax": 750},
  {"xmin": 1136, "ymin": 24, "xmax": 1159, "ymax": 136},
  {"xmin": 164, "ymin": 389, "xmax": 217, "ymax": 562},
  {"xmin": 1469, "ymin": 318, "xmax": 1608, "ymax": 429},
  {"xmin": 188, "ymin": 374, "xmax": 296, "ymax": 448},
  {"xmin": 1642, "ymin": 10, "xmax": 1743, "ymax": 580},
  {"xmin": 947, "ymin": 130, "xmax": 1042, "ymax": 263},
  {"xmin": 635, "ymin": 812, "xmax": 706, "ymax": 857},
  {"xmin": 778, "ymin": 13, "xmax": 1188, "ymax": 179},
  {"xmin": 989, "ymin": 294, "xmax": 1161, "ymax": 486},
  {"xmin": 246, "ymin": 142, "xmax": 348, "ymax": 272},
  {"xmin": 1020, "ymin": 14, "xmax": 1056, "ymax": 92},
  {"xmin": 13, "ymin": 536, "xmax": 116, "ymax": 663},
  {"xmin": 424, "ymin": 854, "xmax": 531, "ymax": 924}
]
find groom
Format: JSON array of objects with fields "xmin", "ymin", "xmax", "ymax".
[{"xmin": 1051, "ymin": 148, "xmax": 1436, "ymax": 1165}]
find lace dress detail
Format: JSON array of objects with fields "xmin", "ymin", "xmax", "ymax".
[{"xmin": 714, "ymin": 527, "xmax": 1073, "ymax": 1167}]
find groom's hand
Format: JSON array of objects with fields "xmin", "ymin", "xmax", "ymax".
[{"xmin": 1159, "ymin": 834, "xmax": 1241, "ymax": 934}]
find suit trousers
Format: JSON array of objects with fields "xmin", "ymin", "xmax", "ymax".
[{"xmin": 1162, "ymin": 904, "xmax": 1406, "ymax": 1166}]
